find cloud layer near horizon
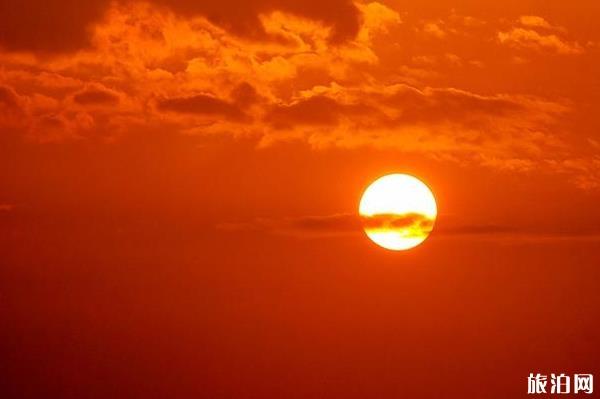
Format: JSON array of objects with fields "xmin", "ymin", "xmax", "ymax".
[{"xmin": 216, "ymin": 212, "xmax": 600, "ymax": 240}]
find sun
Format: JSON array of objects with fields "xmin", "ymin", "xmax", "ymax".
[{"xmin": 359, "ymin": 174, "xmax": 437, "ymax": 251}]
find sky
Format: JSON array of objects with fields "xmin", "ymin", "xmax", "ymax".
[{"xmin": 1, "ymin": 1, "xmax": 600, "ymax": 398}]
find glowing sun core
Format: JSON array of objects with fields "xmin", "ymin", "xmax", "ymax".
[{"xmin": 359, "ymin": 174, "xmax": 437, "ymax": 251}]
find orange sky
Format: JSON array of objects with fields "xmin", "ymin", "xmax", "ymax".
[{"xmin": 1, "ymin": 1, "xmax": 599, "ymax": 398}]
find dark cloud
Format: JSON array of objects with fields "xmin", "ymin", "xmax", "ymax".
[
  {"xmin": 157, "ymin": 94, "xmax": 246, "ymax": 121},
  {"xmin": 73, "ymin": 87, "xmax": 120, "ymax": 105},
  {"xmin": 361, "ymin": 213, "xmax": 435, "ymax": 231},
  {"xmin": 217, "ymin": 213, "xmax": 361, "ymax": 236},
  {"xmin": 218, "ymin": 213, "xmax": 600, "ymax": 240},
  {"xmin": 37, "ymin": 114, "xmax": 68, "ymax": 130},
  {"xmin": 230, "ymin": 82, "xmax": 260, "ymax": 107},
  {"xmin": 267, "ymin": 96, "xmax": 341, "ymax": 127},
  {"xmin": 0, "ymin": 85, "xmax": 21, "ymax": 108},
  {"xmin": 218, "ymin": 212, "xmax": 436, "ymax": 236},
  {"xmin": 0, "ymin": 0, "xmax": 359, "ymax": 53},
  {"xmin": 266, "ymin": 96, "xmax": 376, "ymax": 128},
  {"xmin": 0, "ymin": 0, "xmax": 108, "ymax": 52},
  {"xmin": 436, "ymin": 224, "xmax": 516, "ymax": 235},
  {"xmin": 265, "ymin": 86, "xmax": 527, "ymax": 132},
  {"xmin": 154, "ymin": 0, "xmax": 360, "ymax": 42},
  {"xmin": 386, "ymin": 87, "xmax": 524, "ymax": 125},
  {"xmin": 290, "ymin": 213, "xmax": 361, "ymax": 232},
  {"xmin": 0, "ymin": 85, "xmax": 26, "ymax": 127}
]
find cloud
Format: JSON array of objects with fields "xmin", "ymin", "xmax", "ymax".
[
  {"xmin": 217, "ymin": 212, "xmax": 435, "ymax": 237},
  {"xmin": 217, "ymin": 213, "xmax": 600, "ymax": 240},
  {"xmin": 266, "ymin": 84, "xmax": 537, "ymax": 130},
  {"xmin": 217, "ymin": 213, "xmax": 362, "ymax": 237},
  {"xmin": 0, "ymin": 0, "xmax": 362, "ymax": 53},
  {"xmin": 382, "ymin": 86, "xmax": 524, "ymax": 123},
  {"xmin": 29, "ymin": 112, "xmax": 95, "ymax": 142},
  {"xmin": 361, "ymin": 213, "xmax": 434, "ymax": 231},
  {"xmin": 0, "ymin": 1, "xmax": 595, "ymax": 188},
  {"xmin": 157, "ymin": 94, "xmax": 247, "ymax": 121},
  {"xmin": 154, "ymin": 0, "xmax": 361, "ymax": 43},
  {"xmin": 518, "ymin": 15, "xmax": 553, "ymax": 30},
  {"xmin": 0, "ymin": 85, "xmax": 21, "ymax": 108},
  {"xmin": 265, "ymin": 95, "xmax": 377, "ymax": 127},
  {"xmin": 498, "ymin": 28, "xmax": 583, "ymax": 55},
  {"xmin": 422, "ymin": 22, "xmax": 446, "ymax": 39},
  {"xmin": 230, "ymin": 82, "xmax": 260, "ymax": 106},
  {"xmin": 258, "ymin": 83, "xmax": 569, "ymax": 173},
  {"xmin": 0, "ymin": 84, "xmax": 27, "ymax": 127},
  {"xmin": 356, "ymin": 2, "xmax": 401, "ymax": 43},
  {"xmin": 228, "ymin": 212, "xmax": 433, "ymax": 236},
  {"xmin": 0, "ymin": 0, "xmax": 108, "ymax": 52},
  {"xmin": 544, "ymin": 157, "xmax": 600, "ymax": 190},
  {"xmin": 291, "ymin": 214, "xmax": 361, "ymax": 232},
  {"xmin": 73, "ymin": 85, "xmax": 120, "ymax": 105}
]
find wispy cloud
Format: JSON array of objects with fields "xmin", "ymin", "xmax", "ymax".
[
  {"xmin": 518, "ymin": 15, "xmax": 554, "ymax": 30},
  {"xmin": 216, "ymin": 213, "xmax": 600, "ymax": 240},
  {"xmin": 498, "ymin": 28, "xmax": 583, "ymax": 55},
  {"xmin": 498, "ymin": 16, "xmax": 583, "ymax": 55}
]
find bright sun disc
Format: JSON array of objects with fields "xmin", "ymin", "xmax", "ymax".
[{"xmin": 359, "ymin": 174, "xmax": 437, "ymax": 251}]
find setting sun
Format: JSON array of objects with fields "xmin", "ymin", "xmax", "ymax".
[{"xmin": 359, "ymin": 174, "xmax": 437, "ymax": 250}]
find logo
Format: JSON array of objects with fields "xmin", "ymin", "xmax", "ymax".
[{"xmin": 528, "ymin": 373, "xmax": 593, "ymax": 395}]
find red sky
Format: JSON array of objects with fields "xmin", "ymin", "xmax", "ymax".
[{"xmin": 1, "ymin": 1, "xmax": 599, "ymax": 398}]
